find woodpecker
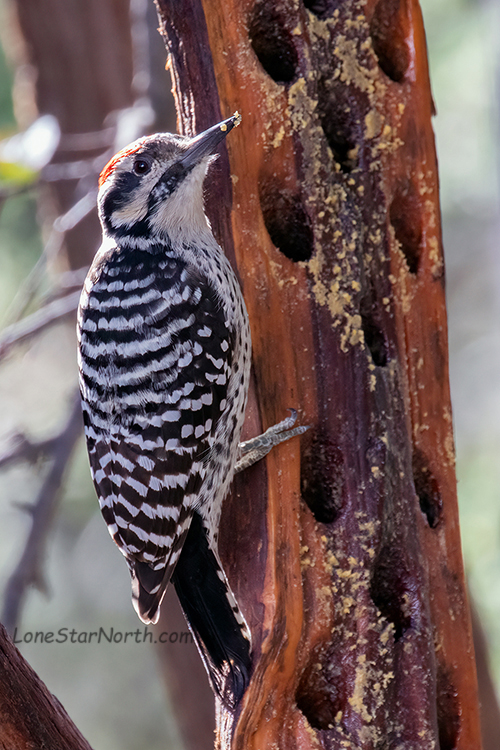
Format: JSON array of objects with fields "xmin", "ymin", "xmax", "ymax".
[{"xmin": 77, "ymin": 113, "xmax": 307, "ymax": 707}]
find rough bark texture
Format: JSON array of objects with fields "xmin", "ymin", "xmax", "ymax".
[
  {"xmin": 155, "ymin": 1, "xmax": 483, "ymax": 748},
  {"xmin": 0, "ymin": 623, "xmax": 93, "ymax": 750}
]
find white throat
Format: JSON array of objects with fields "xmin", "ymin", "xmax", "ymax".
[{"xmin": 149, "ymin": 162, "xmax": 212, "ymax": 244}]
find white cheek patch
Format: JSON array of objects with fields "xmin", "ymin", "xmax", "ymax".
[
  {"xmin": 150, "ymin": 162, "xmax": 210, "ymax": 241},
  {"xmin": 112, "ymin": 182, "xmax": 152, "ymax": 228}
]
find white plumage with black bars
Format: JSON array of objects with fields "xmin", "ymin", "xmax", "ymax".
[{"xmin": 77, "ymin": 113, "xmax": 307, "ymax": 707}]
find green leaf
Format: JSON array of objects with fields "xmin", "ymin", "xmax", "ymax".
[{"xmin": 0, "ymin": 160, "xmax": 38, "ymax": 186}]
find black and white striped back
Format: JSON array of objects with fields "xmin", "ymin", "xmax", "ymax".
[{"xmin": 77, "ymin": 233, "xmax": 250, "ymax": 624}]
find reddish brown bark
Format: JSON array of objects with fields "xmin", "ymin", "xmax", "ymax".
[
  {"xmin": 0, "ymin": 623, "xmax": 93, "ymax": 750},
  {"xmin": 156, "ymin": 0, "xmax": 483, "ymax": 748}
]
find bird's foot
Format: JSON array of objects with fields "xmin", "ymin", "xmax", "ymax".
[{"xmin": 235, "ymin": 409, "xmax": 310, "ymax": 474}]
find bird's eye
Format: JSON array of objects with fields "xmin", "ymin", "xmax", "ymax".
[{"xmin": 133, "ymin": 158, "xmax": 151, "ymax": 175}]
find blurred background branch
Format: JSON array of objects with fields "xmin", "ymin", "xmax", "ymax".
[{"xmin": 1, "ymin": 391, "xmax": 81, "ymax": 634}]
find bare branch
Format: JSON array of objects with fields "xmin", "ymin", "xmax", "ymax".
[
  {"xmin": 52, "ymin": 189, "xmax": 97, "ymax": 233},
  {"xmin": 2, "ymin": 189, "xmax": 95, "ymax": 328},
  {"xmin": 0, "ymin": 290, "xmax": 81, "ymax": 362},
  {"xmin": 59, "ymin": 127, "xmax": 115, "ymax": 151},
  {"xmin": 54, "ymin": 266, "xmax": 89, "ymax": 295},
  {"xmin": 43, "ymin": 156, "xmax": 107, "ymax": 182},
  {"xmin": 1, "ymin": 392, "xmax": 83, "ymax": 634},
  {"xmin": 0, "ymin": 433, "xmax": 57, "ymax": 471}
]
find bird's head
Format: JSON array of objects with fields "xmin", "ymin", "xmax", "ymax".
[{"xmin": 98, "ymin": 113, "xmax": 241, "ymax": 245}]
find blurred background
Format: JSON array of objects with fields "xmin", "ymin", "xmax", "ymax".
[
  {"xmin": 0, "ymin": 0, "xmax": 498, "ymax": 748},
  {"xmin": 422, "ymin": 0, "xmax": 500, "ymax": 701}
]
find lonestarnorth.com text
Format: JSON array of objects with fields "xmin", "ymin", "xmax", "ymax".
[{"xmin": 12, "ymin": 626, "xmax": 193, "ymax": 645}]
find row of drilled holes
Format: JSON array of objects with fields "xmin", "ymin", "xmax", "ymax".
[
  {"xmin": 296, "ymin": 627, "xmax": 458, "ymax": 745},
  {"xmin": 253, "ymin": 0, "xmax": 434, "ymax": 540},
  {"xmin": 302, "ymin": 440, "xmax": 443, "ymax": 530},
  {"xmin": 249, "ymin": 0, "xmax": 410, "ymax": 85},
  {"xmin": 257, "ymin": 176, "xmax": 422, "ymax": 389},
  {"xmin": 259, "ymin": 175, "xmax": 422, "ymax": 276},
  {"xmin": 296, "ymin": 662, "xmax": 459, "ymax": 743},
  {"xmin": 250, "ymin": 0, "xmax": 424, "ymax": 274},
  {"xmin": 252, "ymin": 0, "xmax": 427, "ymax": 580},
  {"xmin": 299, "ymin": 443, "xmax": 453, "ymax": 739},
  {"xmin": 249, "ymin": 3, "xmax": 453, "ymax": 743},
  {"xmin": 261, "ymin": 181, "xmax": 393, "ymax": 367}
]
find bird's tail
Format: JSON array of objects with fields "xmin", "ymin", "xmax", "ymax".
[
  {"xmin": 128, "ymin": 559, "xmax": 171, "ymax": 624},
  {"xmin": 172, "ymin": 511, "xmax": 252, "ymax": 710},
  {"xmin": 127, "ymin": 519, "xmax": 193, "ymax": 624}
]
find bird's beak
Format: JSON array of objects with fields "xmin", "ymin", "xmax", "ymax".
[{"xmin": 179, "ymin": 112, "xmax": 242, "ymax": 170}]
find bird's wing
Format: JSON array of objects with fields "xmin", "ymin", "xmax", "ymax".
[{"xmin": 82, "ymin": 256, "xmax": 235, "ymax": 622}]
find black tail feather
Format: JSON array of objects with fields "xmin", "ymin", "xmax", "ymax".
[{"xmin": 172, "ymin": 512, "xmax": 252, "ymax": 710}]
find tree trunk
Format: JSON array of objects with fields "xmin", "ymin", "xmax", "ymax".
[{"xmin": 155, "ymin": 1, "xmax": 483, "ymax": 748}]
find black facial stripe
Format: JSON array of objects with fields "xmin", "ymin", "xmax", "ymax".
[
  {"xmin": 148, "ymin": 161, "xmax": 195, "ymax": 211},
  {"xmin": 111, "ymin": 218, "xmax": 152, "ymax": 239},
  {"xmin": 103, "ymin": 157, "xmax": 196, "ymax": 237},
  {"xmin": 102, "ymin": 172, "xmax": 142, "ymax": 231}
]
